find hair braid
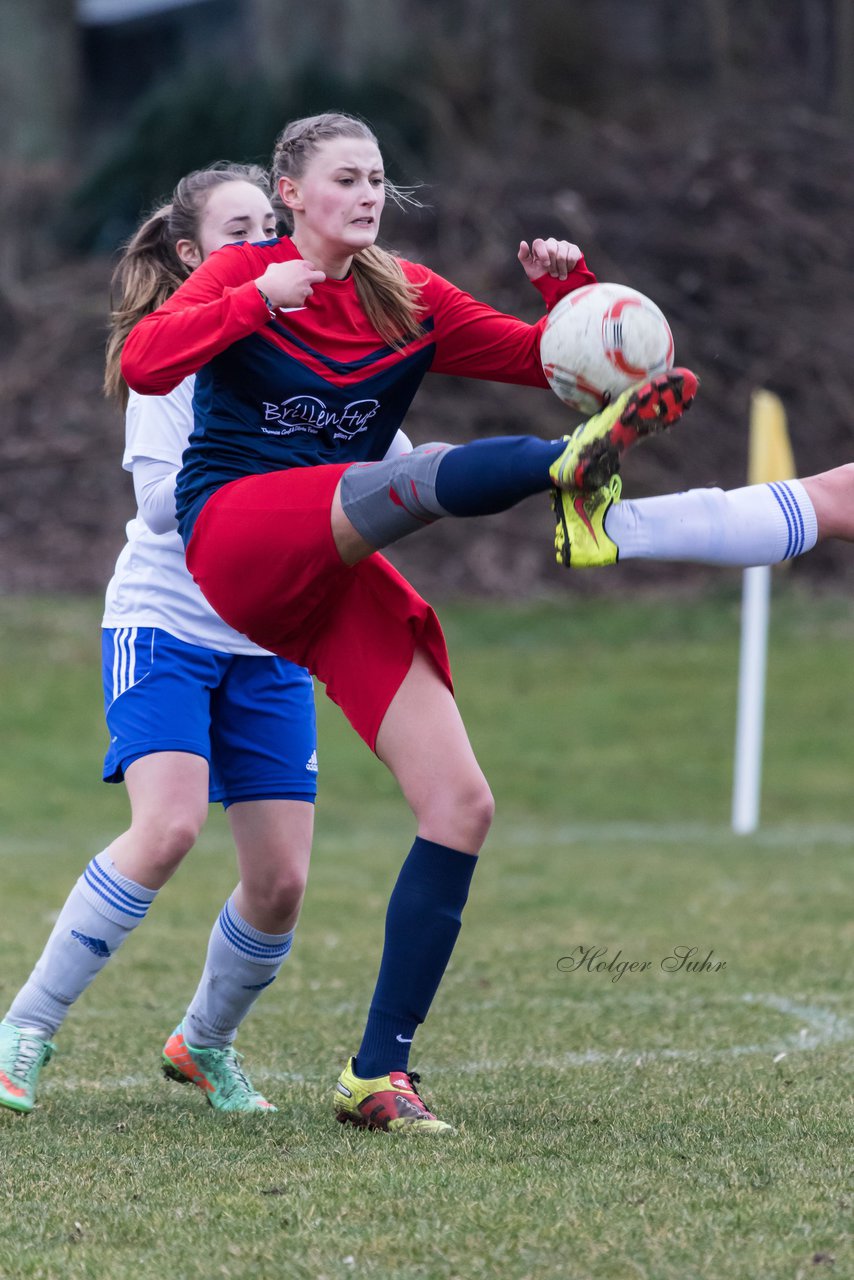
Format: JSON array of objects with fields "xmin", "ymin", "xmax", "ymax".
[{"xmin": 271, "ymin": 112, "xmax": 424, "ymax": 348}]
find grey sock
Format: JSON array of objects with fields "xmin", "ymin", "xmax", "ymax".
[
  {"xmin": 182, "ymin": 896, "xmax": 295, "ymax": 1048},
  {"xmin": 5, "ymin": 851, "xmax": 157, "ymax": 1037},
  {"xmin": 339, "ymin": 443, "xmax": 455, "ymax": 548}
]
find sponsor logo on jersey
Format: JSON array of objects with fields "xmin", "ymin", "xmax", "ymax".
[
  {"xmin": 261, "ymin": 395, "xmax": 380, "ymax": 439},
  {"xmin": 305, "ymin": 750, "xmax": 318, "ymax": 773}
]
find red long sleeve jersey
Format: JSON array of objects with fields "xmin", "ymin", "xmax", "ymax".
[{"xmin": 121, "ymin": 236, "xmax": 596, "ymax": 542}]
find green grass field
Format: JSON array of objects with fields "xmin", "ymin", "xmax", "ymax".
[{"xmin": 0, "ymin": 589, "xmax": 851, "ymax": 1280}]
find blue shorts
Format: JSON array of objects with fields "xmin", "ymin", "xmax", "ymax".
[{"xmin": 101, "ymin": 627, "xmax": 317, "ymax": 807}]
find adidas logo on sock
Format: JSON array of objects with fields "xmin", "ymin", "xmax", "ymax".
[
  {"xmin": 305, "ymin": 750, "xmax": 318, "ymax": 773},
  {"xmin": 70, "ymin": 930, "xmax": 111, "ymax": 958}
]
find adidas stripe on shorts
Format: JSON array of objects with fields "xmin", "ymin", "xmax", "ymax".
[{"xmin": 101, "ymin": 626, "xmax": 317, "ymax": 806}]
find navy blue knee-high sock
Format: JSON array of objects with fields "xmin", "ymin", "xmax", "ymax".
[
  {"xmin": 435, "ymin": 436, "xmax": 565, "ymax": 517},
  {"xmin": 354, "ymin": 838, "xmax": 478, "ymax": 1079}
]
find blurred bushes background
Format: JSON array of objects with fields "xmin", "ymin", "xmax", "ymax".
[{"xmin": 1, "ymin": 0, "xmax": 853, "ymax": 596}]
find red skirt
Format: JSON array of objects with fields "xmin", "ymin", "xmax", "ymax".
[{"xmin": 186, "ymin": 464, "xmax": 453, "ymax": 751}]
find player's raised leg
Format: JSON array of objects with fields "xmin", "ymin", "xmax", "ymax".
[{"xmin": 328, "ymin": 370, "xmax": 698, "ymax": 570}]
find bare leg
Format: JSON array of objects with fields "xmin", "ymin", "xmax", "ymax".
[
  {"xmin": 375, "ymin": 648, "xmax": 494, "ymax": 853},
  {"xmin": 109, "ymin": 751, "xmax": 209, "ymax": 887},
  {"xmin": 228, "ymin": 799, "xmax": 314, "ymax": 934},
  {"xmin": 801, "ymin": 464, "xmax": 854, "ymax": 541}
]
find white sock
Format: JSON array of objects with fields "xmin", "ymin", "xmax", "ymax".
[
  {"xmin": 604, "ymin": 480, "xmax": 818, "ymax": 565},
  {"xmin": 182, "ymin": 895, "xmax": 294, "ymax": 1048},
  {"xmin": 5, "ymin": 851, "xmax": 157, "ymax": 1038}
]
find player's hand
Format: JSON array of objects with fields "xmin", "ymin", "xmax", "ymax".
[
  {"xmin": 518, "ymin": 238, "xmax": 582, "ymax": 282},
  {"xmin": 255, "ymin": 259, "xmax": 326, "ymax": 309}
]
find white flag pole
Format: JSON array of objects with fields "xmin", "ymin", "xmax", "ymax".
[
  {"xmin": 730, "ymin": 390, "xmax": 795, "ymax": 835},
  {"xmin": 731, "ymin": 564, "xmax": 771, "ymax": 833}
]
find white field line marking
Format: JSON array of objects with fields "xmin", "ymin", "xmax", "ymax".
[
  {"xmin": 432, "ymin": 993, "xmax": 854, "ymax": 1075},
  {"xmin": 37, "ymin": 994, "xmax": 852, "ymax": 1095},
  {"xmin": 40, "ymin": 1069, "xmax": 309, "ymax": 1095},
  {"xmin": 4, "ymin": 821, "xmax": 854, "ymax": 861},
  {"xmin": 494, "ymin": 821, "xmax": 854, "ymax": 849}
]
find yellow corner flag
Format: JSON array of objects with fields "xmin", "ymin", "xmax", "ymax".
[
  {"xmin": 732, "ymin": 388, "xmax": 797, "ymax": 833},
  {"xmin": 747, "ymin": 389, "xmax": 796, "ymax": 485}
]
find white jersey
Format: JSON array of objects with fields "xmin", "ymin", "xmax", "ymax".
[{"xmin": 102, "ymin": 378, "xmax": 273, "ymax": 655}]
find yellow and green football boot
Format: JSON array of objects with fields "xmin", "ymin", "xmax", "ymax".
[
  {"xmin": 552, "ymin": 475, "xmax": 622, "ymax": 568},
  {"xmin": 550, "ymin": 367, "xmax": 699, "ymax": 492},
  {"xmin": 334, "ymin": 1057, "xmax": 454, "ymax": 1134}
]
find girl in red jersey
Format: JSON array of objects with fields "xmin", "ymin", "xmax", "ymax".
[{"xmin": 123, "ymin": 111, "xmax": 697, "ymax": 1133}]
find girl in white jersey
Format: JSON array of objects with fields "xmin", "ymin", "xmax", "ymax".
[{"xmin": 0, "ymin": 166, "xmax": 324, "ymax": 1115}]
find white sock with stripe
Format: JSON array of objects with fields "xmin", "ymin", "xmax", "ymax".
[
  {"xmin": 182, "ymin": 896, "xmax": 294, "ymax": 1049},
  {"xmin": 604, "ymin": 480, "xmax": 818, "ymax": 565},
  {"xmin": 5, "ymin": 851, "xmax": 157, "ymax": 1038}
]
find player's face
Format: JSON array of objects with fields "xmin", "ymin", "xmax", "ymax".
[
  {"xmin": 177, "ymin": 181, "xmax": 277, "ymax": 268},
  {"xmin": 280, "ymin": 136, "xmax": 386, "ymax": 265}
]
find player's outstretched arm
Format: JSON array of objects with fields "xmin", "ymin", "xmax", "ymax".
[{"xmin": 425, "ymin": 242, "xmax": 595, "ymax": 386}]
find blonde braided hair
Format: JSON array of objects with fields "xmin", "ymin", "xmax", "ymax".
[{"xmin": 272, "ymin": 113, "xmax": 424, "ymax": 347}]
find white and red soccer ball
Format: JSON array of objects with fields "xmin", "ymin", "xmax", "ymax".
[{"xmin": 540, "ymin": 282, "xmax": 674, "ymax": 416}]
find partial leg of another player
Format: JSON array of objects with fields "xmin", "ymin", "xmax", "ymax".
[
  {"xmin": 0, "ymin": 752, "xmax": 207, "ymax": 1114},
  {"xmin": 801, "ymin": 463, "xmax": 854, "ymax": 540},
  {"xmin": 161, "ymin": 798, "xmax": 314, "ymax": 1114},
  {"xmin": 550, "ymin": 464, "xmax": 854, "ymax": 568}
]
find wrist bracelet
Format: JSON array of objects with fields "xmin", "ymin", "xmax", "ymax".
[{"xmin": 256, "ymin": 285, "xmax": 276, "ymax": 317}]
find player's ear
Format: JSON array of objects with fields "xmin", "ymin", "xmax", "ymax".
[
  {"xmin": 176, "ymin": 239, "xmax": 202, "ymax": 269},
  {"xmin": 278, "ymin": 175, "xmax": 303, "ymax": 212}
]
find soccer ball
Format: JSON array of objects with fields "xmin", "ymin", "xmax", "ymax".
[{"xmin": 540, "ymin": 282, "xmax": 674, "ymax": 416}]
